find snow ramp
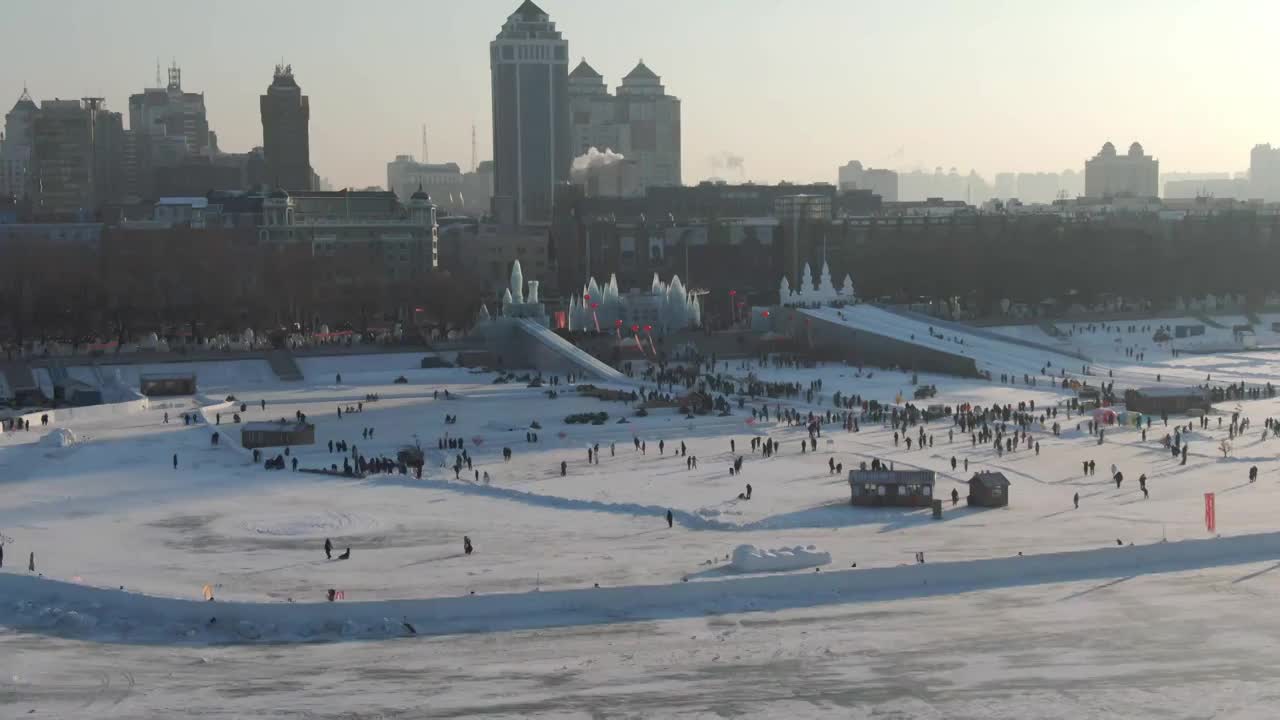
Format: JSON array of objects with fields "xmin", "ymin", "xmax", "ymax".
[{"xmin": 798, "ymin": 305, "xmax": 1084, "ymax": 378}]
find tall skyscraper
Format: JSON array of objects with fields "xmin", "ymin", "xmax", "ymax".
[
  {"xmin": 1084, "ymin": 141, "xmax": 1158, "ymax": 199},
  {"xmin": 31, "ymin": 98, "xmax": 124, "ymax": 217},
  {"xmin": 490, "ymin": 0, "xmax": 570, "ymax": 225},
  {"xmin": 1, "ymin": 87, "xmax": 37, "ymax": 199},
  {"xmin": 568, "ymin": 58, "xmax": 681, "ymax": 193},
  {"xmin": 260, "ymin": 64, "xmax": 313, "ymax": 191}
]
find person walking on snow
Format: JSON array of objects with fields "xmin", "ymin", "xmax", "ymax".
[
  {"xmin": 666, "ymin": 509, "xmax": 674, "ymax": 528},
  {"xmin": 1073, "ymin": 492, "xmax": 1080, "ymax": 509},
  {"xmin": 324, "ymin": 538, "xmax": 333, "ymax": 559}
]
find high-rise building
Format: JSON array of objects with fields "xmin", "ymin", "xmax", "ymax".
[
  {"xmin": 1, "ymin": 87, "xmax": 37, "ymax": 199},
  {"xmin": 1084, "ymin": 141, "xmax": 1158, "ymax": 198},
  {"xmin": 568, "ymin": 59, "xmax": 681, "ymax": 193},
  {"xmin": 31, "ymin": 98, "xmax": 124, "ymax": 217},
  {"xmin": 260, "ymin": 64, "xmax": 313, "ymax": 191},
  {"xmin": 1250, "ymin": 144, "xmax": 1280, "ymax": 202},
  {"xmin": 837, "ymin": 160, "xmax": 898, "ymax": 202},
  {"xmin": 490, "ymin": 0, "xmax": 570, "ymax": 225},
  {"xmin": 129, "ymin": 64, "xmax": 212, "ymax": 157}
]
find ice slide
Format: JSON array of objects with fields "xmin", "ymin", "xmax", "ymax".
[
  {"xmin": 514, "ymin": 318, "xmax": 628, "ymax": 383},
  {"xmin": 802, "ymin": 305, "xmax": 1084, "ymax": 378}
]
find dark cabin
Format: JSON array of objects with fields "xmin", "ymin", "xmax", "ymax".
[
  {"xmin": 140, "ymin": 373, "xmax": 197, "ymax": 396},
  {"xmin": 241, "ymin": 420, "xmax": 316, "ymax": 449},
  {"xmin": 1123, "ymin": 387, "xmax": 1211, "ymax": 415},
  {"xmin": 848, "ymin": 469, "xmax": 935, "ymax": 507},
  {"xmin": 967, "ymin": 471, "xmax": 1010, "ymax": 507}
]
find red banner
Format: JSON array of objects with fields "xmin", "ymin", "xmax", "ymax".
[{"xmin": 1205, "ymin": 492, "xmax": 1216, "ymax": 533}]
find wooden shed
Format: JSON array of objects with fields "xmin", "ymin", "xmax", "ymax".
[
  {"xmin": 241, "ymin": 420, "xmax": 315, "ymax": 449},
  {"xmin": 1123, "ymin": 387, "xmax": 1210, "ymax": 415},
  {"xmin": 848, "ymin": 469, "xmax": 935, "ymax": 507},
  {"xmin": 140, "ymin": 373, "xmax": 196, "ymax": 397},
  {"xmin": 967, "ymin": 471, "xmax": 1010, "ymax": 507}
]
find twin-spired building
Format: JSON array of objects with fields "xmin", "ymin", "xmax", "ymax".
[
  {"xmin": 568, "ymin": 59, "xmax": 681, "ymax": 194},
  {"xmin": 1084, "ymin": 141, "xmax": 1158, "ymax": 199}
]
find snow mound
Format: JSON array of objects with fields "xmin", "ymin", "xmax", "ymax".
[
  {"xmin": 39, "ymin": 428, "xmax": 79, "ymax": 448},
  {"xmin": 731, "ymin": 544, "xmax": 831, "ymax": 573}
]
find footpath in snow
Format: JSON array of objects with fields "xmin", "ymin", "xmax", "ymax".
[{"xmin": 3, "ymin": 530, "xmax": 1276, "ymax": 645}]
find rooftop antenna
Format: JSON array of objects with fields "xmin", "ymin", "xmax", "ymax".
[
  {"xmin": 421, "ymin": 124, "xmax": 428, "ymax": 164},
  {"xmin": 155, "ymin": 59, "xmax": 161, "ymax": 87},
  {"xmin": 471, "ymin": 123, "xmax": 477, "ymax": 173}
]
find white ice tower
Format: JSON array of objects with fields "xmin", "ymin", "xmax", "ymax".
[
  {"xmin": 510, "ymin": 260, "xmax": 525, "ymax": 304},
  {"xmin": 817, "ymin": 261, "xmax": 837, "ymax": 302}
]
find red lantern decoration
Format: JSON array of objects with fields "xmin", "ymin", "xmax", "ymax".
[
  {"xmin": 583, "ymin": 294, "xmax": 591, "ymax": 302},
  {"xmin": 615, "ymin": 319, "xmax": 623, "ymax": 326},
  {"xmin": 762, "ymin": 310, "xmax": 771, "ymax": 318}
]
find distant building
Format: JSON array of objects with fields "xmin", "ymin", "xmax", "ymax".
[
  {"xmin": 837, "ymin": 161, "xmax": 897, "ymax": 202},
  {"xmin": 260, "ymin": 65, "xmax": 313, "ymax": 191},
  {"xmin": 437, "ymin": 219, "xmax": 549, "ymax": 298},
  {"xmin": 1015, "ymin": 172, "xmax": 1061, "ymax": 204},
  {"xmin": 260, "ymin": 188, "xmax": 437, "ymax": 284},
  {"xmin": 568, "ymin": 58, "xmax": 681, "ymax": 193},
  {"xmin": 31, "ymin": 98, "xmax": 125, "ymax": 217},
  {"xmin": 993, "ymin": 172, "xmax": 1016, "ymax": 200},
  {"xmin": 1250, "ymin": 144, "xmax": 1280, "ymax": 202},
  {"xmin": 1084, "ymin": 141, "xmax": 1158, "ymax": 198},
  {"xmin": 386, "ymin": 155, "xmax": 492, "ymax": 216},
  {"xmin": 490, "ymin": 0, "xmax": 570, "ymax": 225},
  {"xmin": 1, "ymin": 87, "xmax": 37, "ymax": 200},
  {"xmin": 1163, "ymin": 173, "xmax": 1249, "ymax": 200}
]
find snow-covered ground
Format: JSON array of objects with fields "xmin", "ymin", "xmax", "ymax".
[{"xmin": 5, "ymin": 349, "xmax": 1280, "ymax": 716}]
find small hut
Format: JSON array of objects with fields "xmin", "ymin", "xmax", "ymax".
[
  {"xmin": 848, "ymin": 469, "xmax": 935, "ymax": 507},
  {"xmin": 967, "ymin": 471, "xmax": 1010, "ymax": 507},
  {"xmin": 241, "ymin": 420, "xmax": 315, "ymax": 449}
]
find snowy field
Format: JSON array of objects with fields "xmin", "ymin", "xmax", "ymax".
[{"xmin": 4, "ymin": 350, "xmax": 1280, "ymax": 717}]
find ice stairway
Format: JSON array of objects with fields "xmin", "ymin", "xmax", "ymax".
[{"xmin": 266, "ymin": 349, "xmax": 304, "ymax": 381}]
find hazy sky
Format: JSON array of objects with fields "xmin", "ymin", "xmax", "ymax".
[{"xmin": 3, "ymin": 0, "xmax": 1278, "ymax": 189}]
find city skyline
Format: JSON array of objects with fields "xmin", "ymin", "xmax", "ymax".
[{"xmin": 3, "ymin": 0, "xmax": 1279, "ymax": 190}]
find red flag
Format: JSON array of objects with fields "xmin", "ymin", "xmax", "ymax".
[{"xmin": 1205, "ymin": 492, "xmax": 1216, "ymax": 533}]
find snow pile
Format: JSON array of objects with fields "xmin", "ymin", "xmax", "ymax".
[
  {"xmin": 39, "ymin": 428, "xmax": 79, "ymax": 448},
  {"xmin": 731, "ymin": 544, "xmax": 831, "ymax": 573}
]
